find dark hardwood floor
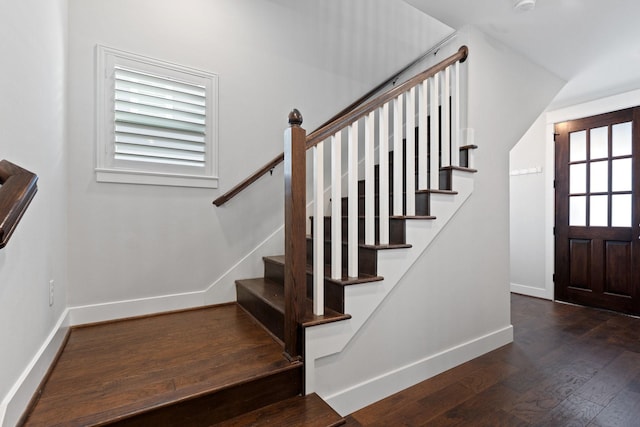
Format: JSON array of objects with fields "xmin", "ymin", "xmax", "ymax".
[
  {"xmin": 21, "ymin": 293, "xmax": 640, "ymax": 426},
  {"xmin": 345, "ymin": 293, "xmax": 640, "ymax": 426}
]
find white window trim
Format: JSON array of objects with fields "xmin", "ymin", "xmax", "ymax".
[{"xmin": 96, "ymin": 45, "xmax": 219, "ymax": 188}]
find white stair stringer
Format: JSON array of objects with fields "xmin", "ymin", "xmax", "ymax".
[{"xmin": 304, "ymin": 169, "xmax": 475, "ymax": 409}]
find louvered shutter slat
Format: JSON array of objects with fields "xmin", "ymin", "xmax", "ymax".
[
  {"xmin": 115, "ymin": 134, "xmax": 205, "ymax": 153},
  {"xmin": 115, "ymin": 90, "xmax": 205, "ymax": 116},
  {"xmin": 115, "ymin": 144, "xmax": 204, "ymax": 162},
  {"xmin": 115, "ymin": 123, "xmax": 205, "ymax": 144}
]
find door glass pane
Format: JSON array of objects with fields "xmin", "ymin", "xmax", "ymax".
[
  {"xmin": 590, "ymin": 126, "xmax": 608, "ymax": 159},
  {"xmin": 570, "ymin": 130, "xmax": 587, "ymax": 162},
  {"xmin": 590, "ymin": 160, "xmax": 608, "ymax": 193},
  {"xmin": 590, "ymin": 195, "xmax": 608, "ymax": 226},
  {"xmin": 612, "ymin": 158, "xmax": 632, "ymax": 192},
  {"xmin": 612, "ymin": 122, "xmax": 632, "ymax": 157},
  {"xmin": 569, "ymin": 195, "xmax": 586, "ymax": 226},
  {"xmin": 570, "ymin": 163, "xmax": 587, "ymax": 194},
  {"xmin": 612, "ymin": 194, "xmax": 632, "ymax": 227}
]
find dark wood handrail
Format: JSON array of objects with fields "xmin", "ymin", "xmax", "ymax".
[
  {"xmin": 0, "ymin": 160, "xmax": 38, "ymax": 248},
  {"xmin": 213, "ymin": 45, "xmax": 468, "ymax": 207},
  {"xmin": 212, "ymin": 152, "xmax": 284, "ymax": 207}
]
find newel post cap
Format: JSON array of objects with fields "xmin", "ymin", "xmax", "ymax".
[{"xmin": 288, "ymin": 109, "xmax": 303, "ymax": 127}]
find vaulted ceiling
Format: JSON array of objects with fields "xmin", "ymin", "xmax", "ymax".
[{"xmin": 405, "ymin": 0, "xmax": 640, "ymax": 109}]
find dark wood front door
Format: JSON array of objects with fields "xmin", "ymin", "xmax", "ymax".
[{"xmin": 555, "ymin": 107, "xmax": 640, "ymax": 315}]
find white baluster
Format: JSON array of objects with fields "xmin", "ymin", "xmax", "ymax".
[
  {"xmin": 393, "ymin": 95, "xmax": 404, "ymax": 216},
  {"xmin": 313, "ymin": 141, "xmax": 324, "ymax": 316},
  {"xmin": 405, "ymin": 87, "xmax": 416, "ymax": 216},
  {"xmin": 365, "ymin": 111, "xmax": 375, "ymax": 245},
  {"xmin": 442, "ymin": 67, "xmax": 451, "ymax": 168},
  {"xmin": 418, "ymin": 80, "xmax": 428, "ymax": 190},
  {"xmin": 348, "ymin": 122, "xmax": 359, "ymax": 277},
  {"xmin": 331, "ymin": 133, "xmax": 342, "ymax": 280},
  {"xmin": 451, "ymin": 62, "xmax": 461, "ymax": 167},
  {"xmin": 429, "ymin": 73, "xmax": 440, "ymax": 190},
  {"xmin": 378, "ymin": 104, "xmax": 390, "ymax": 245}
]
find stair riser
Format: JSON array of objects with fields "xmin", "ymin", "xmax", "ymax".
[
  {"xmin": 110, "ymin": 357, "xmax": 301, "ymax": 426},
  {"xmin": 263, "ymin": 260, "xmax": 345, "ymax": 313},
  {"xmin": 237, "ymin": 282, "xmax": 285, "ymax": 342},
  {"xmin": 439, "ymin": 168, "xmax": 453, "ymax": 191},
  {"xmin": 460, "ymin": 149, "xmax": 470, "ymax": 168},
  {"xmin": 306, "ymin": 238, "xmax": 377, "ymax": 276},
  {"xmin": 310, "ymin": 216, "xmax": 406, "ymax": 245}
]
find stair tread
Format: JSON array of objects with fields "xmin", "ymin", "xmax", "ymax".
[
  {"xmin": 361, "ymin": 243, "xmax": 412, "ymax": 250},
  {"xmin": 390, "ymin": 215, "xmax": 436, "ymax": 220},
  {"xmin": 264, "ymin": 255, "xmax": 384, "ymax": 286},
  {"xmin": 441, "ymin": 165, "xmax": 477, "ymax": 173},
  {"xmin": 236, "ymin": 278, "xmax": 351, "ymax": 327},
  {"xmin": 314, "ymin": 214, "xmax": 408, "ymax": 220},
  {"xmin": 217, "ymin": 393, "xmax": 345, "ymax": 427},
  {"xmin": 415, "ymin": 189, "xmax": 458, "ymax": 195}
]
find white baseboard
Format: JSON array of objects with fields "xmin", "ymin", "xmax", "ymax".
[
  {"xmin": 510, "ymin": 282, "xmax": 551, "ymax": 300},
  {"xmin": 69, "ymin": 226, "xmax": 286, "ymax": 326},
  {"xmin": 322, "ymin": 325, "xmax": 514, "ymax": 416},
  {"xmin": 0, "ymin": 309, "xmax": 70, "ymax": 427},
  {"xmin": 68, "ymin": 290, "xmax": 207, "ymax": 326}
]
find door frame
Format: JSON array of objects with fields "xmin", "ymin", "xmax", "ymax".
[
  {"xmin": 543, "ymin": 89, "xmax": 640, "ymax": 302},
  {"xmin": 554, "ymin": 107, "xmax": 638, "ymax": 313}
]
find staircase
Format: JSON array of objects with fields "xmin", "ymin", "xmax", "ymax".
[
  {"xmin": 236, "ymin": 144, "xmax": 478, "ymax": 345},
  {"xmin": 21, "ymin": 46, "xmax": 471, "ymax": 426},
  {"xmin": 234, "ymin": 45, "xmax": 474, "ymax": 414}
]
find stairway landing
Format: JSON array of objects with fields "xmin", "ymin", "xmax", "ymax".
[{"xmin": 22, "ymin": 304, "xmax": 313, "ymax": 426}]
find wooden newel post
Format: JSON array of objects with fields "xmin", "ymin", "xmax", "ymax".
[{"xmin": 283, "ymin": 108, "xmax": 306, "ymax": 361}]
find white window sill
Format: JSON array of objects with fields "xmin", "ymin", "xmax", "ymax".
[{"xmin": 96, "ymin": 168, "xmax": 218, "ymax": 189}]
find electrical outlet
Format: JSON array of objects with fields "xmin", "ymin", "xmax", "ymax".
[{"xmin": 49, "ymin": 280, "xmax": 54, "ymax": 306}]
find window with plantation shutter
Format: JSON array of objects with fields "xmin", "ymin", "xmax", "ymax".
[{"xmin": 96, "ymin": 46, "xmax": 218, "ymax": 188}]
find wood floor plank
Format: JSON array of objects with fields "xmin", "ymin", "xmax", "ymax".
[
  {"xmin": 414, "ymin": 382, "xmax": 475, "ymax": 422},
  {"xmin": 456, "ymin": 360, "xmax": 519, "ymax": 393},
  {"xmin": 589, "ymin": 389, "xmax": 640, "ymax": 427},
  {"xmin": 217, "ymin": 393, "xmax": 345, "ymax": 427},
  {"xmin": 433, "ymin": 384, "xmax": 524, "ymax": 426},
  {"xmin": 533, "ymin": 394, "xmax": 604, "ymax": 427},
  {"xmin": 574, "ymin": 350, "xmax": 640, "ymax": 406}
]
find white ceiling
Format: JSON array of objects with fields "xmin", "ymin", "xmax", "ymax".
[{"xmin": 404, "ymin": 0, "xmax": 640, "ymax": 109}]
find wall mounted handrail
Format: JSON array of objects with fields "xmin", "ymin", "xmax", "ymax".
[
  {"xmin": 212, "ymin": 41, "xmax": 465, "ymax": 207},
  {"xmin": 0, "ymin": 160, "xmax": 38, "ymax": 248}
]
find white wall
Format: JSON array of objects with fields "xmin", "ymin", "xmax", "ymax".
[
  {"xmin": 509, "ymin": 115, "xmax": 550, "ymax": 299},
  {"xmin": 309, "ymin": 26, "xmax": 565, "ymax": 415},
  {"xmin": 0, "ymin": 1, "xmax": 69, "ymax": 425},
  {"xmin": 66, "ymin": 0, "xmax": 453, "ymax": 317}
]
